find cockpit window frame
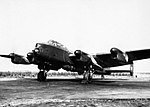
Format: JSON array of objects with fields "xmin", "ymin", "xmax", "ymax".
[{"xmin": 47, "ymin": 40, "xmax": 69, "ymax": 52}]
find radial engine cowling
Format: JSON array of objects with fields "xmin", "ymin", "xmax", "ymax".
[
  {"xmin": 110, "ymin": 48, "xmax": 129, "ymax": 62},
  {"xmin": 27, "ymin": 52, "xmax": 35, "ymax": 62},
  {"xmin": 74, "ymin": 50, "xmax": 82, "ymax": 59}
]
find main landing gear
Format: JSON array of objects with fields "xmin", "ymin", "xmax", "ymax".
[
  {"xmin": 82, "ymin": 70, "xmax": 93, "ymax": 83},
  {"xmin": 82, "ymin": 66, "xmax": 94, "ymax": 83},
  {"xmin": 82, "ymin": 67, "xmax": 106, "ymax": 83},
  {"xmin": 37, "ymin": 70, "xmax": 47, "ymax": 81}
]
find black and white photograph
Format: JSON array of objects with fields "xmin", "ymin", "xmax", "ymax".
[{"xmin": 0, "ymin": 0, "xmax": 150, "ymax": 106}]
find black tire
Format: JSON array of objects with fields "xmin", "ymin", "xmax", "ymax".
[{"xmin": 37, "ymin": 71, "xmax": 47, "ymax": 82}]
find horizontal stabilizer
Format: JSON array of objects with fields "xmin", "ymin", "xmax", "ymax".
[
  {"xmin": 105, "ymin": 70, "xmax": 133, "ymax": 76},
  {"xmin": 105, "ymin": 70, "xmax": 131, "ymax": 73},
  {"xmin": 94, "ymin": 70, "xmax": 132, "ymax": 75}
]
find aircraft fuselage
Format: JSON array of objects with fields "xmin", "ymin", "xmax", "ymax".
[{"xmin": 35, "ymin": 43, "xmax": 70, "ymax": 63}]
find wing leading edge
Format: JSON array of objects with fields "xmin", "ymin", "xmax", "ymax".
[
  {"xmin": 126, "ymin": 49, "xmax": 150, "ymax": 61},
  {"xmin": 95, "ymin": 48, "xmax": 150, "ymax": 68}
]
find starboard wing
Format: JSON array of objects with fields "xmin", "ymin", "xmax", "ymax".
[
  {"xmin": 126, "ymin": 49, "xmax": 150, "ymax": 61},
  {"xmin": 95, "ymin": 48, "xmax": 150, "ymax": 68}
]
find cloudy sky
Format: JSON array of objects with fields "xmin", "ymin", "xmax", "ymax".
[{"xmin": 0, "ymin": 0, "xmax": 150, "ymax": 72}]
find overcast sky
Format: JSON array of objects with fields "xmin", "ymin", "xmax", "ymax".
[{"xmin": 0, "ymin": 0, "xmax": 150, "ymax": 72}]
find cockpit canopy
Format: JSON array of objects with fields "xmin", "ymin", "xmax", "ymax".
[
  {"xmin": 35, "ymin": 40, "xmax": 71, "ymax": 52},
  {"xmin": 47, "ymin": 40, "xmax": 69, "ymax": 52},
  {"xmin": 47, "ymin": 40, "xmax": 63, "ymax": 47}
]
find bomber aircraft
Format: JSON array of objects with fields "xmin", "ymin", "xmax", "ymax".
[{"xmin": 0, "ymin": 40, "xmax": 150, "ymax": 83}]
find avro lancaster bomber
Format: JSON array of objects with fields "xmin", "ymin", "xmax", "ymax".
[{"xmin": 1, "ymin": 40, "xmax": 150, "ymax": 83}]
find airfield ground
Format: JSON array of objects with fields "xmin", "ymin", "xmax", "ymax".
[{"xmin": 0, "ymin": 73, "xmax": 150, "ymax": 107}]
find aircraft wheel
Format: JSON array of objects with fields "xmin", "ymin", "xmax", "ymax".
[{"xmin": 37, "ymin": 71, "xmax": 47, "ymax": 82}]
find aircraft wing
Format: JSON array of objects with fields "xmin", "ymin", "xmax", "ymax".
[
  {"xmin": 0, "ymin": 54, "xmax": 12, "ymax": 58},
  {"xmin": 95, "ymin": 53, "xmax": 129, "ymax": 68},
  {"xmin": 95, "ymin": 48, "xmax": 150, "ymax": 68},
  {"xmin": 0, "ymin": 53, "xmax": 31, "ymax": 64},
  {"xmin": 126, "ymin": 49, "xmax": 150, "ymax": 61}
]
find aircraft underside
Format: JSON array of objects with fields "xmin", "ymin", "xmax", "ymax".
[{"xmin": 36, "ymin": 63, "xmax": 134, "ymax": 83}]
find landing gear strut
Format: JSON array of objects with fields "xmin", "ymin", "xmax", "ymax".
[
  {"xmin": 101, "ymin": 74, "xmax": 104, "ymax": 79},
  {"xmin": 130, "ymin": 64, "xmax": 134, "ymax": 76},
  {"xmin": 37, "ymin": 70, "xmax": 47, "ymax": 81},
  {"xmin": 101, "ymin": 69, "xmax": 105, "ymax": 79},
  {"xmin": 83, "ymin": 70, "xmax": 93, "ymax": 82},
  {"xmin": 82, "ymin": 66, "xmax": 94, "ymax": 83}
]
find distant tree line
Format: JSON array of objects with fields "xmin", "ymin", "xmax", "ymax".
[
  {"xmin": 0, "ymin": 71, "xmax": 78, "ymax": 78},
  {"xmin": 0, "ymin": 71, "xmax": 132, "ymax": 78}
]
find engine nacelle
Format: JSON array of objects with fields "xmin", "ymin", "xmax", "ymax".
[
  {"xmin": 74, "ymin": 50, "xmax": 82, "ymax": 59},
  {"xmin": 10, "ymin": 53, "xmax": 30, "ymax": 64},
  {"xmin": 27, "ymin": 52, "xmax": 35, "ymax": 63},
  {"xmin": 110, "ymin": 48, "xmax": 129, "ymax": 62}
]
